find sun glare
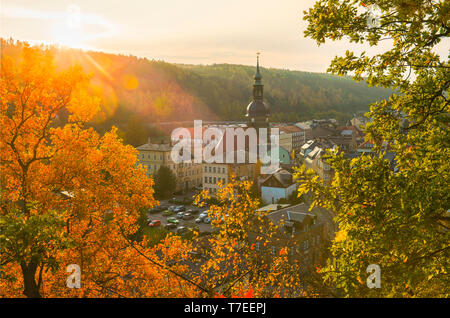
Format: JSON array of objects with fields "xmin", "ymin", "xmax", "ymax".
[
  {"xmin": 48, "ymin": 5, "xmax": 117, "ymax": 50},
  {"xmin": 52, "ymin": 25, "xmax": 88, "ymax": 49}
]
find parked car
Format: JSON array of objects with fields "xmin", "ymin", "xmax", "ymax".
[
  {"xmin": 182, "ymin": 212, "xmax": 193, "ymax": 220},
  {"xmin": 168, "ymin": 205, "xmax": 177, "ymax": 212},
  {"xmin": 203, "ymin": 217, "xmax": 211, "ymax": 224},
  {"xmin": 163, "ymin": 210, "xmax": 173, "ymax": 216},
  {"xmin": 167, "ymin": 217, "xmax": 179, "ymax": 225},
  {"xmin": 199, "ymin": 211, "xmax": 208, "ymax": 219},
  {"xmin": 148, "ymin": 220, "xmax": 161, "ymax": 227},
  {"xmin": 195, "ymin": 216, "xmax": 204, "ymax": 223},
  {"xmin": 176, "ymin": 212, "xmax": 185, "ymax": 219},
  {"xmin": 174, "ymin": 205, "xmax": 186, "ymax": 212},
  {"xmin": 176, "ymin": 226, "xmax": 188, "ymax": 234},
  {"xmin": 165, "ymin": 223, "xmax": 177, "ymax": 230}
]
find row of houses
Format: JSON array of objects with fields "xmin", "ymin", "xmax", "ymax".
[
  {"xmin": 136, "ymin": 136, "xmax": 260, "ymax": 194},
  {"xmin": 297, "ymin": 115, "xmax": 396, "ymax": 185},
  {"xmin": 135, "ymin": 114, "xmax": 381, "ymax": 200}
]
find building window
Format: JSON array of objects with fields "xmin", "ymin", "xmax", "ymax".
[
  {"xmin": 213, "ymin": 167, "xmax": 216, "ymax": 173},
  {"xmin": 209, "ymin": 167, "xmax": 212, "ymax": 173},
  {"xmin": 303, "ymin": 240, "xmax": 309, "ymax": 250},
  {"xmin": 204, "ymin": 166, "xmax": 207, "ymax": 172},
  {"xmin": 213, "ymin": 177, "xmax": 216, "ymax": 184}
]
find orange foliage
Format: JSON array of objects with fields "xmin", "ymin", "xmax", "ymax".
[{"xmin": 0, "ymin": 46, "xmax": 200, "ymax": 298}]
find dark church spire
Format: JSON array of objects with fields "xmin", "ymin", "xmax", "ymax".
[
  {"xmin": 253, "ymin": 52, "xmax": 264, "ymax": 100},
  {"xmin": 246, "ymin": 53, "xmax": 269, "ymax": 127},
  {"xmin": 255, "ymin": 52, "xmax": 262, "ymax": 82}
]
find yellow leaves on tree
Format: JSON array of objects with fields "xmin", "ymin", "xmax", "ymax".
[
  {"xmin": 192, "ymin": 178, "xmax": 311, "ymax": 297},
  {"xmin": 334, "ymin": 230, "xmax": 348, "ymax": 242}
]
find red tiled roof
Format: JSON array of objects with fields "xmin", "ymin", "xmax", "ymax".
[{"xmin": 278, "ymin": 125, "xmax": 304, "ymax": 133}]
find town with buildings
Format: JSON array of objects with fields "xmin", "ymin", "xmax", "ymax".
[
  {"xmin": 135, "ymin": 58, "xmax": 395, "ymax": 275},
  {"xmin": 2, "ymin": 0, "xmax": 446, "ymax": 303}
]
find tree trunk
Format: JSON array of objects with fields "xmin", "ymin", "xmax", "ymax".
[{"xmin": 21, "ymin": 261, "xmax": 41, "ymax": 298}]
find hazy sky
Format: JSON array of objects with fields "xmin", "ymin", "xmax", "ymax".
[{"xmin": 1, "ymin": 0, "xmax": 448, "ymax": 72}]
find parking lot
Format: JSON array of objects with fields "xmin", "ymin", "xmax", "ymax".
[{"xmin": 146, "ymin": 192, "xmax": 214, "ymax": 234}]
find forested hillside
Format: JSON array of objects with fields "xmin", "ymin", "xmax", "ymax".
[
  {"xmin": 177, "ymin": 64, "xmax": 392, "ymax": 123},
  {"xmin": 1, "ymin": 39, "xmax": 392, "ymax": 145}
]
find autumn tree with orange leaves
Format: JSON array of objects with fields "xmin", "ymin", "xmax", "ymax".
[{"xmin": 0, "ymin": 46, "xmax": 202, "ymax": 298}]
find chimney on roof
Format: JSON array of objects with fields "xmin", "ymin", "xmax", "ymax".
[{"xmin": 277, "ymin": 204, "xmax": 282, "ymax": 210}]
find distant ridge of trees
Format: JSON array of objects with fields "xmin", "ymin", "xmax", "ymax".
[
  {"xmin": 1, "ymin": 38, "xmax": 392, "ymax": 146},
  {"xmin": 177, "ymin": 63, "xmax": 392, "ymax": 123}
]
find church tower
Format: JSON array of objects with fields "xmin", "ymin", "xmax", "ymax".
[{"xmin": 246, "ymin": 53, "xmax": 270, "ymax": 129}]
